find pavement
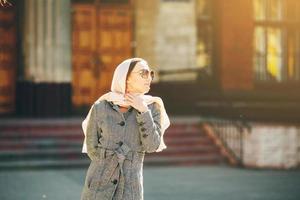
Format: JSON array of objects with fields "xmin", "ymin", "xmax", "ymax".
[{"xmin": 0, "ymin": 165, "xmax": 300, "ymax": 200}]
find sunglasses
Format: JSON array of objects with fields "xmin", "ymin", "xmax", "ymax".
[{"xmin": 132, "ymin": 69, "xmax": 155, "ymax": 80}]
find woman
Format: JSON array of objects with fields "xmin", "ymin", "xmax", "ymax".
[{"xmin": 80, "ymin": 58, "xmax": 170, "ymax": 200}]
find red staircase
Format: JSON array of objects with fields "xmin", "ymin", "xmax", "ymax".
[
  {"xmin": 0, "ymin": 118, "xmax": 227, "ymax": 169},
  {"xmin": 145, "ymin": 123, "xmax": 227, "ymax": 166}
]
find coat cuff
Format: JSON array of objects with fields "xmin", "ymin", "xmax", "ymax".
[{"xmin": 136, "ymin": 109, "xmax": 156, "ymax": 134}]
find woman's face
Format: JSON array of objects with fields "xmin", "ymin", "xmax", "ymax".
[{"xmin": 126, "ymin": 61, "xmax": 153, "ymax": 94}]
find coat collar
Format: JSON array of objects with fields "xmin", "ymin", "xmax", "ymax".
[{"xmin": 107, "ymin": 101, "xmax": 134, "ymax": 112}]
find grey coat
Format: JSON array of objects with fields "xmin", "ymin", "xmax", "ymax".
[{"xmin": 80, "ymin": 100, "xmax": 162, "ymax": 200}]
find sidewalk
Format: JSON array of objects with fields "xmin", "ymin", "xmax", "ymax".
[{"xmin": 0, "ymin": 165, "xmax": 299, "ymax": 200}]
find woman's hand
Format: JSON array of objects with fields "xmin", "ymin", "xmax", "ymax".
[{"xmin": 125, "ymin": 93, "xmax": 148, "ymax": 113}]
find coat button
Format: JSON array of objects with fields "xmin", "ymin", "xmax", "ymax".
[
  {"xmin": 138, "ymin": 121, "xmax": 145, "ymax": 126},
  {"xmin": 119, "ymin": 121, "xmax": 125, "ymax": 126},
  {"xmin": 142, "ymin": 134, "xmax": 148, "ymax": 138},
  {"xmin": 112, "ymin": 179, "xmax": 118, "ymax": 185},
  {"xmin": 141, "ymin": 127, "xmax": 146, "ymax": 132}
]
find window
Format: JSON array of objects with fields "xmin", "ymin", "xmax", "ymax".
[
  {"xmin": 195, "ymin": 0, "xmax": 213, "ymax": 80},
  {"xmin": 253, "ymin": 0, "xmax": 300, "ymax": 82}
]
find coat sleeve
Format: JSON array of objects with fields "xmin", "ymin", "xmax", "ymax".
[
  {"xmin": 86, "ymin": 104, "xmax": 102, "ymax": 161},
  {"xmin": 136, "ymin": 103, "xmax": 162, "ymax": 153}
]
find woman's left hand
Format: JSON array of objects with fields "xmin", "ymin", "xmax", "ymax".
[{"xmin": 125, "ymin": 93, "xmax": 148, "ymax": 113}]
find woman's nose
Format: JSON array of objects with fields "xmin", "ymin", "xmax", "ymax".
[{"xmin": 146, "ymin": 77, "xmax": 151, "ymax": 83}]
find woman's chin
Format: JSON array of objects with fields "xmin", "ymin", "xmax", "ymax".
[
  {"xmin": 132, "ymin": 86, "xmax": 150, "ymax": 94},
  {"xmin": 141, "ymin": 87, "xmax": 150, "ymax": 94}
]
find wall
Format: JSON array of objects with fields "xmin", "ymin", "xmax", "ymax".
[
  {"xmin": 135, "ymin": 0, "xmax": 197, "ymax": 82},
  {"xmin": 134, "ymin": 0, "xmax": 159, "ymax": 69},
  {"xmin": 243, "ymin": 123, "xmax": 300, "ymax": 169},
  {"xmin": 215, "ymin": 0, "xmax": 254, "ymax": 90}
]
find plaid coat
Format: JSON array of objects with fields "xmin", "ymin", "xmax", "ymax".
[{"xmin": 80, "ymin": 100, "xmax": 162, "ymax": 200}]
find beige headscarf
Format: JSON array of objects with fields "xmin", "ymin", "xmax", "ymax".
[{"xmin": 81, "ymin": 58, "xmax": 170, "ymax": 153}]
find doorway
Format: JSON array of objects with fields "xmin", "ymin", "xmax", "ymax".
[{"xmin": 71, "ymin": 1, "xmax": 133, "ymax": 107}]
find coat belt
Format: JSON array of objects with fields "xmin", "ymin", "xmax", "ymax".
[{"xmin": 96, "ymin": 143, "xmax": 145, "ymax": 199}]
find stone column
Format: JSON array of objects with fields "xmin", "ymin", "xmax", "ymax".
[
  {"xmin": 134, "ymin": 0, "xmax": 159, "ymax": 69},
  {"xmin": 214, "ymin": 0, "xmax": 254, "ymax": 90},
  {"xmin": 54, "ymin": 0, "xmax": 71, "ymax": 83},
  {"xmin": 21, "ymin": 0, "xmax": 71, "ymax": 117},
  {"xmin": 155, "ymin": 0, "xmax": 197, "ymax": 82},
  {"xmin": 23, "ymin": 0, "xmax": 71, "ymax": 83},
  {"xmin": 134, "ymin": 0, "xmax": 197, "ymax": 82}
]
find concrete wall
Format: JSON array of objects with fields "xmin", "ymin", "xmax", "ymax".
[
  {"xmin": 135, "ymin": 0, "xmax": 197, "ymax": 82},
  {"xmin": 134, "ymin": 0, "xmax": 159, "ymax": 70},
  {"xmin": 243, "ymin": 124, "xmax": 300, "ymax": 169},
  {"xmin": 135, "ymin": 0, "xmax": 254, "ymax": 87}
]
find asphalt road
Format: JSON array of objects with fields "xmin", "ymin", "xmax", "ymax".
[{"xmin": 0, "ymin": 165, "xmax": 300, "ymax": 200}]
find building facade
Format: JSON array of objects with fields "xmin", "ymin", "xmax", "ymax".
[{"xmin": 0, "ymin": 0, "xmax": 299, "ymax": 121}]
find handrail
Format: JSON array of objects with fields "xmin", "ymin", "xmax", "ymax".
[{"xmin": 200, "ymin": 117, "xmax": 251, "ymax": 166}]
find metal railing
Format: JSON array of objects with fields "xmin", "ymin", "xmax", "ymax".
[{"xmin": 200, "ymin": 117, "xmax": 251, "ymax": 166}]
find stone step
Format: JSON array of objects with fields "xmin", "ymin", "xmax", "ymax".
[
  {"xmin": 0, "ymin": 130, "xmax": 83, "ymax": 139},
  {"xmin": 164, "ymin": 136, "xmax": 214, "ymax": 145},
  {"xmin": 0, "ymin": 148, "xmax": 85, "ymax": 161},
  {"xmin": 148, "ymin": 145, "xmax": 220, "ymax": 155},
  {"xmin": 0, "ymin": 145, "xmax": 219, "ymax": 160},
  {"xmin": 0, "ymin": 122, "xmax": 200, "ymax": 129},
  {"xmin": 144, "ymin": 154, "xmax": 226, "ymax": 166},
  {"xmin": 0, "ymin": 119, "xmax": 227, "ymax": 168},
  {"xmin": 0, "ymin": 128, "xmax": 202, "ymax": 139},
  {"xmin": 165, "ymin": 132, "xmax": 206, "ymax": 138},
  {"xmin": 0, "ymin": 159, "xmax": 90, "ymax": 170},
  {"xmin": 0, "ymin": 129, "xmax": 199, "ymax": 136},
  {"xmin": 0, "ymin": 154, "xmax": 226, "ymax": 170},
  {"xmin": 0, "ymin": 139, "xmax": 82, "ymax": 150},
  {"xmin": 0, "ymin": 136, "xmax": 212, "ymax": 150}
]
